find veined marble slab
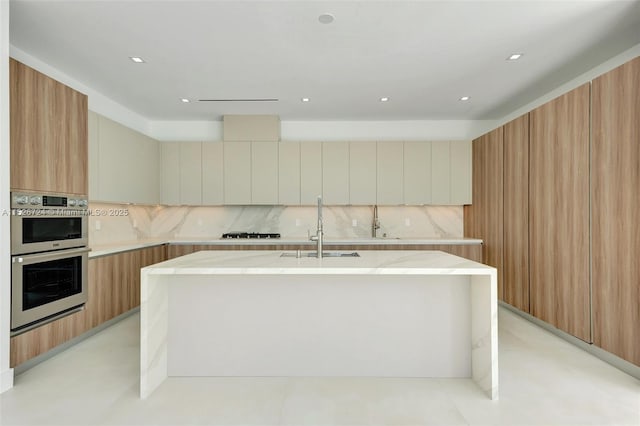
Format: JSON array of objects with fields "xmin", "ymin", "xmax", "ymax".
[{"xmin": 140, "ymin": 250, "xmax": 498, "ymax": 400}]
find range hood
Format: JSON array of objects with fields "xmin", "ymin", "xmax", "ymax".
[{"xmin": 223, "ymin": 115, "xmax": 281, "ymax": 142}]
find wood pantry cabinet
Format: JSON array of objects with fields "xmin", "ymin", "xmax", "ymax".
[
  {"xmin": 529, "ymin": 84, "xmax": 590, "ymax": 343},
  {"xmin": 464, "ymin": 128, "xmax": 504, "ymax": 300},
  {"xmin": 10, "ymin": 246, "xmax": 166, "ymax": 367},
  {"xmin": 10, "ymin": 58, "xmax": 88, "ymax": 195},
  {"xmin": 591, "ymin": 57, "xmax": 640, "ymax": 365},
  {"xmin": 503, "ymin": 114, "xmax": 529, "ymax": 313}
]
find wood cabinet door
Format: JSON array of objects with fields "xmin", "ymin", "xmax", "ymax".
[
  {"xmin": 467, "ymin": 129, "xmax": 504, "ymax": 300},
  {"xmin": 10, "ymin": 58, "xmax": 88, "ymax": 195},
  {"xmin": 529, "ymin": 83, "xmax": 590, "ymax": 342},
  {"xmin": 591, "ymin": 57, "xmax": 640, "ymax": 365},
  {"xmin": 503, "ymin": 114, "xmax": 530, "ymax": 312}
]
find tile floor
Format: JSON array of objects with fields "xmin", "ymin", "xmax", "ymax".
[{"xmin": 1, "ymin": 307, "xmax": 639, "ymax": 425}]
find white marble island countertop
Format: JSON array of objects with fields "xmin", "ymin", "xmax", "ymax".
[{"xmin": 143, "ymin": 249, "xmax": 492, "ymax": 276}]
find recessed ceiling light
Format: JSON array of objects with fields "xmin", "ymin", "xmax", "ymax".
[
  {"xmin": 507, "ymin": 53, "xmax": 523, "ymax": 61},
  {"xmin": 301, "ymin": 97, "xmax": 310, "ymax": 102},
  {"xmin": 129, "ymin": 56, "xmax": 145, "ymax": 63},
  {"xmin": 459, "ymin": 96, "xmax": 470, "ymax": 101},
  {"xmin": 380, "ymin": 97, "xmax": 389, "ymax": 102},
  {"xmin": 180, "ymin": 98, "xmax": 190, "ymax": 103},
  {"xmin": 318, "ymin": 13, "xmax": 334, "ymax": 24}
]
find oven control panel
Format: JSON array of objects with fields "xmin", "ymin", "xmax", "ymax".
[{"xmin": 11, "ymin": 192, "xmax": 88, "ymax": 210}]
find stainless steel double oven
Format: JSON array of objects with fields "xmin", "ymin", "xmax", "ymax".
[{"xmin": 10, "ymin": 192, "xmax": 89, "ymax": 334}]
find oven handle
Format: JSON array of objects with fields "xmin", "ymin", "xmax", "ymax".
[{"xmin": 12, "ymin": 247, "xmax": 91, "ymax": 264}]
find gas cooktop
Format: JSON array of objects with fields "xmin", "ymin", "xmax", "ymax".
[{"xmin": 222, "ymin": 232, "xmax": 281, "ymax": 239}]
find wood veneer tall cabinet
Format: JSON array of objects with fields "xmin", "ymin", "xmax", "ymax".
[
  {"xmin": 503, "ymin": 114, "xmax": 530, "ymax": 312},
  {"xmin": 464, "ymin": 128, "xmax": 504, "ymax": 300},
  {"xmin": 529, "ymin": 83, "xmax": 591, "ymax": 342},
  {"xmin": 10, "ymin": 58, "xmax": 88, "ymax": 195},
  {"xmin": 591, "ymin": 57, "xmax": 640, "ymax": 365}
]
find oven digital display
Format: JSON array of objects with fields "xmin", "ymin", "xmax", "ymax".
[{"xmin": 42, "ymin": 196, "xmax": 67, "ymax": 207}]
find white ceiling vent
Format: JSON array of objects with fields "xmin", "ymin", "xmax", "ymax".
[{"xmin": 223, "ymin": 115, "xmax": 281, "ymax": 142}]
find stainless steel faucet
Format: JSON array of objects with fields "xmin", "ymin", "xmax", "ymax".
[
  {"xmin": 372, "ymin": 205, "xmax": 381, "ymax": 238},
  {"xmin": 309, "ymin": 195, "xmax": 324, "ymax": 257}
]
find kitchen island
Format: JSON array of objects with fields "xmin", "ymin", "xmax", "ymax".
[{"xmin": 140, "ymin": 250, "xmax": 498, "ymax": 399}]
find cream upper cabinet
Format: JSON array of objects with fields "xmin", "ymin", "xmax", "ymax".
[
  {"xmin": 349, "ymin": 142, "xmax": 377, "ymax": 205},
  {"xmin": 180, "ymin": 142, "xmax": 203, "ymax": 205},
  {"xmin": 279, "ymin": 141, "xmax": 301, "ymax": 205},
  {"xmin": 431, "ymin": 141, "xmax": 451, "ymax": 204},
  {"xmin": 377, "ymin": 142, "xmax": 403, "ymax": 205},
  {"xmin": 223, "ymin": 141, "xmax": 251, "ymax": 205},
  {"xmin": 403, "ymin": 142, "xmax": 432, "ymax": 204},
  {"xmin": 97, "ymin": 115, "xmax": 159, "ymax": 204},
  {"xmin": 322, "ymin": 142, "xmax": 350, "ymax": 205},
  {"xmin": 160, "ymin": 142, "xmax": 180, "ymax": 205},
  {"xmin": 450, "ymin": 140, "xmax": 472, "ymax": 205},
  {"xmin": 300, "ymin": 142, "xmax": 323, "ymax": 205},
  {"xmin": 202, "ymin": 142, "xmax": 224, "ymax": 205},
  {"xmin": 251, "ymin": 142, "xmax": 278, "ymax": 204}
]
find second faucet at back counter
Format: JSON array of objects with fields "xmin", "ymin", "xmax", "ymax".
[{"xmin": 308, "ymin": 195, "xmax": 324, "ymax": 257}]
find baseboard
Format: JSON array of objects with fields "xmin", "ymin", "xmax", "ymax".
[
  {"xmin": 499, "ymin": 301, "xmax": 640, "ymax": 380},
  {"xmin": 1, "ymin": 367, "xmax": 14, "ymax": 393},
  {"xmin": 13, "ymin": 308, "xmax": 139, "ymax": 376}
]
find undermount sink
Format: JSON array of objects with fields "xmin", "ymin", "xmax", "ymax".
[{"xmin": 280, "ymin": 251, "xmax": 360, "ymax": 258}]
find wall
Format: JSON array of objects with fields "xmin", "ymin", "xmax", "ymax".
[
  {"xmin": 1, "ymin": 0, "xmax": 14, "ymax": 393},
  {"xmin": 88, "ymin": 203, "xmax": 463, "ymax": 246}
]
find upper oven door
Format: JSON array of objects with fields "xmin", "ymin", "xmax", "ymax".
[{"xmin": 11, "ymin": 210, "xmax": 88, "ymax": 254}]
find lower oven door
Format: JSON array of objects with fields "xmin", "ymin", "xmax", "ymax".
[{"xmin": 11, "ymin": 247, "xmax": 90, "ymax": 332}]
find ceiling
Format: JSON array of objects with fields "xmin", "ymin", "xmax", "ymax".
[{"xmin": 9, "ymin": 0, "xmax": 640, "ymax": 122}]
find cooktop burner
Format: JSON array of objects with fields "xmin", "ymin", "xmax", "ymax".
[{"xmin": 222, "ymin": 232, "xmax": 281, "ymax": 239}]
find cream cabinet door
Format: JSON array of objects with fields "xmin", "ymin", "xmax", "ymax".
[
  {"xmin": 322, "ymin": 142, "xmax": 350, "ymax": 205},
  {"xmin": 251, "ymin": 142, "xmax": 278, "ymax": 204},
  {"xmin": 180, "ymin": 142, "xmax": 203, "ymax": 205},
  {"xmin": 223, "ymin": 142, "xmax": 251, "ymax": 205},
  {"xmin": 431, "ymin": 141, "xmax": 451, "ymax": 204},
  {"xmin": 160, "ymin": 142, "xmax": 180, "ymax": 205},
  {"xmin": 202, "ymin": 142, "xmax": 224, "ymax": 205},
  {"xmin": 279, "ymin": 142, "xmax": 300, "ymax": 205},
  {"xmin": 450, "ymin": 140, "xmax": 472, "ymax": 205},
  {"xmin": 349, "ymin": 142, "xmax": 377, "ymax": 205},
  {"xmin": 377, "ymin": 142, "xmax": 403, "ymax": 205},
  {"xmin": 98, "ymin": 115, "xmax": 160, "ymax": 204},
  {"xmin": 403, "ymin": 142, "xmax": 431, "ymax": 205},
  {"xmin": 300, "ymin": 142, "xmax": 323, "ymax": 205}
]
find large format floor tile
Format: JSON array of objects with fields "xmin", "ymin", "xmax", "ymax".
[{"xmin": 1, "ymin": 307, "xmax": 639, "ymax": 425}]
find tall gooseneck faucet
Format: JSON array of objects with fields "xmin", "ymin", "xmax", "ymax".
[
  {"xmin": 309, "ymin": 195, "xmax": 324, "ymax": 257},
  {"xmin": 372, "ymin": 205, "xmax": 381, "ymax": 238}
]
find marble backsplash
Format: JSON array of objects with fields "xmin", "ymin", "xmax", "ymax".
[{"xmin": 88, "ymin": 203, "xmax": 464, "ymax": 246}]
